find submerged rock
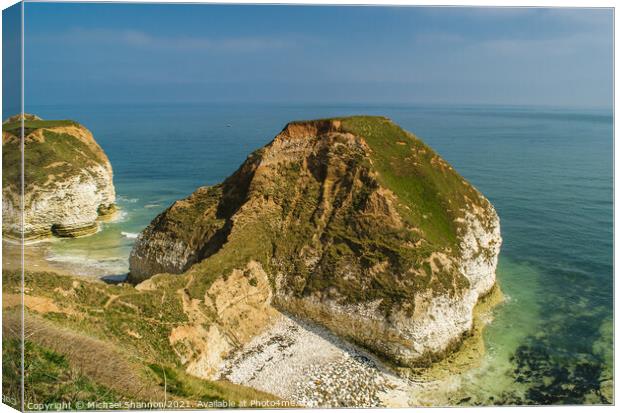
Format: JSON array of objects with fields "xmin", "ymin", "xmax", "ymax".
[
  {"xmin": 2, "ymin": 114, "xmax": 116, "ymax": 240},
  {"xmin": 129, "ymin": 116, "xmax": 501, "ymax": 368}
]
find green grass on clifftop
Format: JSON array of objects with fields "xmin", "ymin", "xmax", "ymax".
[
  {"xmin": 339, "ymin": 116, "xmax": 484, "ymax": 251},
  {"xmin": 2, "ymin": 129, "xmax": 102, "ymax": 191},
  {"xmin": 2, "ymin": 119, "xmax": 78, "ymax": 136},
  {"xmin": 285, "ymin": 115, "xmax": 486, "ymax": 253}
]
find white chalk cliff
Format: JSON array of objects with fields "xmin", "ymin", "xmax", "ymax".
[{"xmin": 2, "ymin": 114, "xmax": 116, "ymax": 240}]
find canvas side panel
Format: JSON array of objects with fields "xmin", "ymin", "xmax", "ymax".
[{"xmin": 2, "ymin": 1, "xmax": 24, "ymax": 411}]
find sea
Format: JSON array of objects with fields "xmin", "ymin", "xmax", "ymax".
[{"xmin": 23, "ymin": 102, "xmax": 613, "ymax": 405}]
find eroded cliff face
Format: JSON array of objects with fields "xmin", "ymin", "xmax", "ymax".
[
  {"xmin": 164, "ymin": 260, "xmax": 279, "ymax": 378},
  {"xmin": 2, "ymin": 115, "xmax": 116, "ymax": 240},
  {"xmin": 129, "ymin": 116, "xmax": 501, "ymax": 370}
]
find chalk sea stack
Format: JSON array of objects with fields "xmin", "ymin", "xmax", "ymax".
[
  {"xmin": 2, "ymin": 114, "xmax": 116, "ymax": 240},
  {"xmin": 129, "ymin": 116, "xmax": 501, "ymax": 368}
]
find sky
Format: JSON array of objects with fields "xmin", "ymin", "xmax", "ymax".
[
  {"xmin": 14, "ymin": 3, "xmax": 614, "ymax": 108},
  {"xmin": 2, "ymin": 2, "xmax": 21, "ymax": 117}
]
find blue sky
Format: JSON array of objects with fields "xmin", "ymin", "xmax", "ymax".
[
  {"xmin": 19, "ymin": 3, "xmax": 613, "ymax": 108},
  {"xmin": 2, "ymin": 2, "xmax": 21, "ymax": 116}
]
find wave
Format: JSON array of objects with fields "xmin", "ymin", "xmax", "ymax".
[
  {"xmin": 144, "ymin": 204, "xmax": 161, "ymax": 209},
  {"xmin": 105, "ymin": 210, "xmax": 128, "ymax": 223},
  {"xmin": 118, "ymin": 196, "xmax": 139, "ymax": 203},
  {"xmin": 121, "ymin": 231, "xmax": 139, "ymax": 239},
  {"xmin": 4, "ymin": 237, "xmax": 51, "ymax": 246},
  {"xmin": 46, "ymin": 251, "xmax": 128, "ymax": 276}
]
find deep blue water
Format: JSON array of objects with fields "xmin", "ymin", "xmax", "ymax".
[{"xmin": 26, "ymin": 103, "xmax": 613, "ymax": 404}]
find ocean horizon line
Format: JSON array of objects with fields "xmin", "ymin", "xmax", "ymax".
[{"xmin": 20, "ymin": 100, "xmax": 613, "ymax": 113}]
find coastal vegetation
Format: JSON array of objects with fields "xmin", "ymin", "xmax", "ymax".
[
  {"xmin": 2, "ymin": 270, "xmax": 278, "ymax": 408},
  {"xmin": 4, "ymin": 115, "xmax": 502, "ymax": 407},
  {"xmin": 2, "ymin": 129, "xmax": 104, "ymax": 190},
  {"xmin": 2, "ymin": 119, "xmax": 78, "ymax": 137}
]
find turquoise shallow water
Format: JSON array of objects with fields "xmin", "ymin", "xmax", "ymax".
[{"xmin": 27, "ymin": 103, "xmax": 613, "ymax": 404}]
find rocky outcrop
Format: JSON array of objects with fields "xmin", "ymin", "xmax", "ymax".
[
  {"xmin": 168, "ymin": 260, "xmax": 279, "ymax": 378},
  {"xmin": 129, "ymin": 116, "xmax": 501, "ymax": 369},
  {"xmin": 2, "ymin": 115, "xmax": 116, "ymax": 240},
  {"xmin": 3, "ymin": 113, "xmax": 42, "ymax": 123}
]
